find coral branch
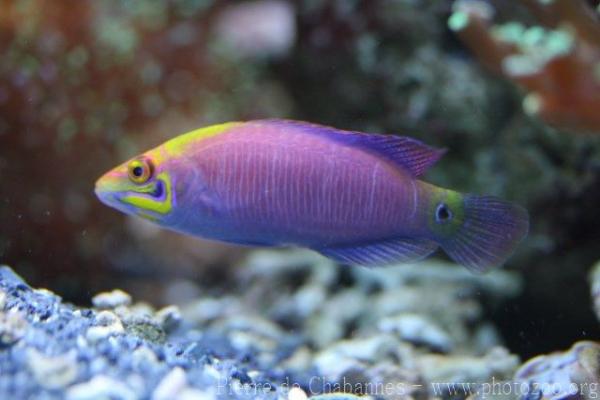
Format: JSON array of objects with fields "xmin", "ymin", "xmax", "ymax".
[
  {"xmin": 450, "ymin": 0, "xmax": 600, "ymax": 133},
  {"xmin": 448, "ymin": 1, "xmax": 516, "ymax": 75}
]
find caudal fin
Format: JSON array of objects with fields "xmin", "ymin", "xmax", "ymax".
[{"xmin": 439, "ymin": 195, "xmax": 529, "ymax": 273}]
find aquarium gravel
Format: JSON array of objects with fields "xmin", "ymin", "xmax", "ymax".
[
  {"xmin": 0, "ymin": 265, "xmax": 279, "ymax": 400},
  {"xmin": 0, "ymin": 251, "xmax": 532, "ymax": 399},
  {"xmin": 1, "ymin": 249, "xmax": 599, "ymax": 399}
]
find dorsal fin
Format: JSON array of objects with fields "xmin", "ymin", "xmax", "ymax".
[{"xmin": 261, "ymin": 119, "xmax": 446, "ymax": 177}]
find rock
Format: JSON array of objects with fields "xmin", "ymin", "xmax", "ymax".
[
  {"xmin": 318, "ymin": 335, "xmax": 400, "ymax": 364},
  {"xmin": 217, "ymin": 314, "xmax": 284, "ymax": 356},
  {"xmin": 0, "ymin": 266, "xmax": 279, "ymax": 399},
  {"xmin": 305, "ymin": 314, "xmax": 345, "ymax": 349},
  {"xmin": 0, "ymin": 265, "xmax": 31, "ymax": 290},
  {"xmin": 65, "ymin": 375, "xmax": 137, "ymax": 400},
  {"xmin": 26, "ymin": 348, "xmax": 78, "ymax": 390},
  {"xmin": 309, "ymin": 394, "xmax": 365, "ymax": 400},
  {"xmin": 292, "ymin": 284, "xmax": 327, "ymax": 318},
  {"xmin": 281, "ymin": 346, "xmax": 313, "ymax": 372},
  {"xmin": 351, "ymin": 260, "xmax": 522, "ymax": 299},
  {"xmin": 86, "ymin": 310, "xmax": 125, "ymax": 343},
  {"xmin": 177, "ymin": 388, "xmax": 217, "ymax": 400},
  {"xmin": 122, "ymin": 313, "xmax": 166, "ymax": 343},
  {"xmin": 322, "ymin": 289, "xmax": 368, "ymax": 325},
  {"xmin": 242, "ymin": 249, "xmax": 336, "ymax": 286},
  {"xmin": 288, "ymin": 387, "xmax": 308, "ymax": 400},
  {"xmin": 0, "ymin": 251, "xmax": 527, "ymax": 400},
  {"xmin": 313, "ymin": 335, "xmax": 401, "ymax": 382},
  {"xmin": 156, "ymin": 305, "xmax": 182, "ymax": 333},
  {"xmin": 365, "ymin": 362, "xmax": 423, "ymax": 399},
  {"xmin": 92, "ymin": 289, "xmax": 132, "ymax": 309},
  {"xmin": 152, "ymin": 367, "xmax": 187, "ymax": 400},
  {"xmin": 418, "ymin": 347, "xmax": 520, "ymax": 385},
  {"xmin": 0, "ymin": 309, "xmax": 28, "ymax": 346},
  {"xmin": 131, "ymin": 346, "xmax": 158, "ymax": 369},
  {"xmin": 125, "ymin": 302, "xmax": 156, "ymax": 318},
  {"xmin": 181, "ymin": 296, "xmax": 242, "ymax": 325},
  {"xmin": 378, "ymin": 313, "xmax": 454, "ymax": 352},
  {"xmin": 201, "ymin": 363, "xmax": 223, "ymax": 383},
  {"xmin": 514, "ymin": 341, "xmax": 600, "ymax": 400}
]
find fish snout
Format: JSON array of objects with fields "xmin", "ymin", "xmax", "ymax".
[{"xmin": 94, "ymin": 170, "xmax": 127, "ymax": 207}]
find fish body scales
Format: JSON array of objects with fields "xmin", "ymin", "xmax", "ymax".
[{"xmin": 188, "ymin": 121, "xmax": 422, "ymax": 247}]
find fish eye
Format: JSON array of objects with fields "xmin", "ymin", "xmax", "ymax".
[
  {"xmin": 127, "ymin": 158, "xmax": 153, "ymax": 184},
  {"xmin": 435, "ymin": 203, "xmax": 452, "ymax": 223}
]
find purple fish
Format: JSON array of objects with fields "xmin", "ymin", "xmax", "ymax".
[{"xmin": 95, "ymin": 119, "xmax": 528, "ymax": 273}]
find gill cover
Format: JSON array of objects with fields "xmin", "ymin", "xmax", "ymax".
[{"xmin": 121, "ymin": 170, "xmax": 174, "ymax": 219}]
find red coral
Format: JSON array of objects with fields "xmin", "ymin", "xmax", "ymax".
[{"xmin": 449, "ymin": 0, "xmax": 600, "ymax": 133}]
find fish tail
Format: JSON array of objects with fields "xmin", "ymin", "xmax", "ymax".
[{"xmin": 436, "ymin": 194, "xmax": 529, "ymax": 273}]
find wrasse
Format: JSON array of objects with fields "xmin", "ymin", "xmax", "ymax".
[{"xmin": 95, "ymin": 120, "xmax": 528, "ymax": 273}]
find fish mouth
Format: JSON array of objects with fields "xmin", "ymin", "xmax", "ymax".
[
  {"xmin": 95, "ymin": 170, "xmax": 173, "ymax": 221},
  {"xmin": 95, "ymin": 172, "xmax": 164, "ymax": 214},
  {"xmin": 94, "ymin": 172, "xmax": 125, "ymax": 208}
]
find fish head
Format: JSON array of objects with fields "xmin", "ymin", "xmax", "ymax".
[{"xmin": 95, "ymin": 145, "xmax": 182, "ymax": 224}]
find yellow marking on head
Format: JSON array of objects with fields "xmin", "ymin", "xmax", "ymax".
[
  {"xmin": 121, "ymin": 172, "xmax": 173, "ymax": 216},
  {"xmin": 164, "ymin": 122, "xmax": 242, "ymax": 156},
  {"xmin": 131, "ymin": 180, "xmax": 158, "ymax": 194}
]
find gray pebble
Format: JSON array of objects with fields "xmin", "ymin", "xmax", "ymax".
[
  {"xmin": 156, "ymin": 305, "xmax": 182, "ymax": 332},
  {"xmin": 26, "ymin": 348, "xmax": 78, "ymax": 389},
  {"xmin": 66, "ymin": 375, "xmax": 138, "ymax": 400},
  {"xmin": 0, "ymin": 309, "xmax": 28, "ymax": 346},
  {"xmin": 92, "ymin": 289, "xmax": 132, "ymax": 309},
  {"xmin": 86, "ymin": 310, "xmax": 125, "ymax": 343},
  {"xmin": 378, "ymin": 313, "xmax": 454, "ymax": 352},
  {"xmin": 152, "ymin": 367, "xmax": 187, "ymax": 400}
]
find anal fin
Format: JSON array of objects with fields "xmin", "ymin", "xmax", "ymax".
[{"xmin": 317, "ymin": 237, "xmax": 438, "ymax": 267}]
